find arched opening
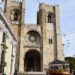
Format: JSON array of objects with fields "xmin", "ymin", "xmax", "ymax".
[
  {"xmin": 14, "ymin": 11, "xmax": 18, "ymax": 20},
  {"xmin": 24, "ymin": 50, "xmax": 41, "ymax": 72},
  {"xmin": 48, "ymin": 14, "xmax": 52, "ymax": 23},
  {"xmin": 47, "ymin": 13, "xmax": 54, "ymax": 23},
  {"xmin": 11, "ymin": 9, "xmax": 20, "ymax": 21}
]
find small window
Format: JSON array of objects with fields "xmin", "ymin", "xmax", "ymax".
[
  {"xmin": 63, "ymin": 65, "xmax": 65, "ymax": 69},
  {"xmin": 14, "ymin": 11, "xmax": 18, "ymax": 20},
  {"xmin": 49, "ymin": 39, "xmax": 50, "ymax": 44},
  {"xmin": 11, "ymin": 9, "xmax": 20, "ymax": 21},
  {"xmin": 50, "ymin": 66, "xmax": 54, "ymax": 69},
  {"xmin": 48, "ymin": 15, "xmax": 52, "ymax": 23},
  {"xmin": 49, "ymin": 39, "xmax": 52, "ymax": 44},
  {"xmin": 54, "ymin": 66, "xmax": 59, "ymax": 70},
  {"xmin": 48, "ymin": 13, "xmax": 54, "ymax": 23},
  {"xmin": 51, "ymin": 39, "xmax": 52, "ymax": 44}
]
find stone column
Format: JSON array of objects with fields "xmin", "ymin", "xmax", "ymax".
[
  {"xmin": 54, "ymin": 6, "xmax": 64, "ymax": 61},
  {"xmin": 19, "ymin": 49, "xmax": 24, "ymax": 72},
  {"xmin": 0, "ymin": 30, "xmax": 3, "ymax": 66}
]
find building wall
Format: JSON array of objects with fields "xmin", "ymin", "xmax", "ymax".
[
  {"xmin": 4, "ymin": 37, "xmax": 16, "ymax": 75},
  {"xmin": 0, "ymin": 30, "xmax": 3, "ymax": 65},
  {"xmin": 0, "ymin": 8, "xmax": 17, "ymax": 75},
  {"xmin": 4, "ymin": 37, "xmax": 12, "ymax": 75}
]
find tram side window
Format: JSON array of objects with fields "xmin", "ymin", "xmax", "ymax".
[
  {"xmin": 66, "ymin": 65, "xmax": 69, "ymax": 68},
  {"xmin": 50, "ymin": 66, "xmax": 54, "ymax": 69},
  {"xmin": 54, "ymin": 66, "xmax": 59, "ymax": 70},
  {"xmin": 63, "ymin": 65, "xmax": 65, "ymax": 69}
]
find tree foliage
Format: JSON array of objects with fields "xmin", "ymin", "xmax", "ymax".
[{"xmin": 65, "ymin": 57, "xmax": 75, "ymax": 71}]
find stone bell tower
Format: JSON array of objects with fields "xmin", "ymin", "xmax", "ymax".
[
  {"xmin": 4, "ymin": 0, "xmax": 25, "ymax": 74},
  {"xmin": 4, "ymin": 0, "xmax": 25, "ymax": 35},
  {"xmin": 37, "ymin": 3, "xmax": 64, "ymax": 70}
]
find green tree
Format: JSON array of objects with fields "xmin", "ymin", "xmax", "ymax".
[{"xmin": 65, "ymin": 57, "xmax": 75, "ymax": 71}]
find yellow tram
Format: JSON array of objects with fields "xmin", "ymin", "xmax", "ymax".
[{"xmin": 47, "ymin": 60, "xmax": 70, "ymax": 75}]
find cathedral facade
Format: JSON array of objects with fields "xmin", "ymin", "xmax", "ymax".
[{"xmin": 1, "ymin": 0, "xmax": 64, "ymax": 75}]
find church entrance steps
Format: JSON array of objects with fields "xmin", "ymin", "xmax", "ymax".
[{"xmin": 17, "ymin": 72, "xmax": 46, "ymax": 75}]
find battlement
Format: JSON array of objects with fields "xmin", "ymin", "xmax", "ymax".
[
  {"xmin": 39, "ymin": 3, "xmax": 59, "ymax": 11},
  {"xmin": 11, "ymin": 0, "xmax": 23, "ymax": 2},
  {"xmin": 25, "ymin": 23, "xmax": 40, "ymax": 26}
]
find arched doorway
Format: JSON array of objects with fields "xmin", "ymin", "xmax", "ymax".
[{"xmin": 24, "ymin": 50, "xmax": 41, "ymax": 72}]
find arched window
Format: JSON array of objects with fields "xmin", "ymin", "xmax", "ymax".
[
  {"xmin": 48, "ymin": 13, "xmax": 54, "ymax": 23},
  {"xmin": 49, "ymin": 39, "xmax": 52, "ymax": 44},
  {"xmin": 48, "ymin": 14, "xmax": 52, "ymax": 23},
  {"xmin": 11, "ymin": 9, "xmax": 20, "ymax": 21},
  {"xmin": 14, "ymin": 11, "xmax": 18, "ymax": 20}
]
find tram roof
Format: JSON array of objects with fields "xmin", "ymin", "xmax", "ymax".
[{"xmin": 49, "ymin": 60, "xmax": 69, "ymax": 65}]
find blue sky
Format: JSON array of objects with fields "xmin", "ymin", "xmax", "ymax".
[{"xmin": 0, "ymin": 0, "xmax": 75, "ymax": 57}]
